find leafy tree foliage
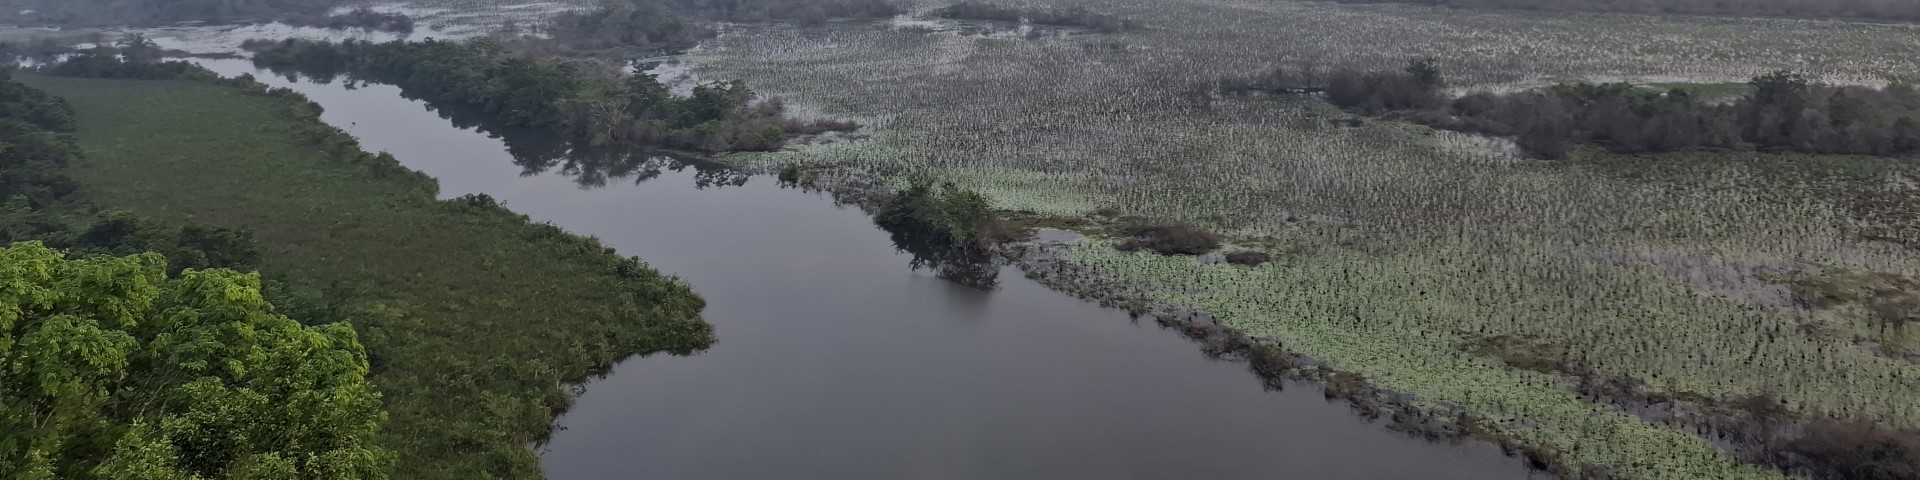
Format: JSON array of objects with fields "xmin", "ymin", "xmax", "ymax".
[
  {"xmin": 248, "ymin": 39, "xmax": 855, "ymax": 153},
  {"xmin": 517, "ymin": 0, "xmax": 898, "ymax": 58},
  {"xmin": 0, "ymin": 242, "xmax": 392, "ymax": 479},
  {"xmin": 0, "ymin": 0, "xmax": 350, "ymax": 26},
  {"xmin": 21, "ymin": 61, "xmax": 716, "ymax": 479},
  {"xmin": 1324, "ymin": 0, "xmax": 1920, "ymax": 22},
  {"xmin": 0, "ymin": 69, "xmax": 78, "ymax": 211},
  {"xmin": 1232, "ymin": 62, "xmax": 1920, "ymax": 159},
  {"xmin": 629, "ymin": 0, "xmax": 901, "ymax": 23},
  {"xmin": 0, "ymin": 63, "xmax": 264, "ymax": 276},
  {"xmin": 279, "ymin": 7, "xmax": 414, "ymax": 33},
  {"xmin": 546, "ymin": 2, "xmax": 716, "ymax": 53},
  {"xmin": 874, "ymin": 182, "xmax": 1003, "ymax": 289},
  {"xmin": 877, "ymin": 181, "xmax": 997, "ymax": 244}
]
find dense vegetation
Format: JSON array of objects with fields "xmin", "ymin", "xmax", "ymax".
[
  {"xmin": 280, "ymin": 7, "xmax": 415, "ymax": 33},
  {"xmin": 0, "ymin": 0, "xmax": 406, "ymax": 31},
  {"xmin": 1, "ymin": 244, "xmax": 390, "ymax": 480},
  {"xmin": 528, "ymin": 0, "xmax": 898, "ymax": 56},
  {"xmin": 0, "ymin": 66, "xmax": 389, "ymax": 479},
  {"xmin": 18, "ymin": 59, "xmax": 714, "ymax": 479},
  {"xmin": 0, "ymin": 64, "xmax": 262, "ymax": 275},
  {"xmin": 0, "ymin": 0, "xmax": 346, "ymax": 26},
  {"xmin": 0, "ymin": 70, "xmax": 79, "ymax": 212},
  {"xmin": 693, "ymin": 0, "xmax": 1920, "ymax": 476},
  {"xmin": 1228, "ymin": 61, "xmax": 1920, "ymax": 159},
  {"xmin": 542, "ymin": 2, "xmax": 715, "ymax": 54},
  {"xmin": 1114, "ymin": 222, "xmax": 1223, "ymax": 255},
  {"xmin": 935, "ymin": 2, "xmax": 1140, "ymax": 32},
  {"xmin": 1324, "ymin": 0, "xmax": 1920, "ymax": 22},
  {"xmin": 874, "ymin": 182, "xmax": 1004, "ymax": 289},
  {"xmin": 623, "ymin": 0, "xmax": 900, "ymax": 23},
  {"xmin": 247, "ymin": 38, "xmax": 856, "ymax": 153}
]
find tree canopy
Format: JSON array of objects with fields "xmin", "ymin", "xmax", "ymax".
[
  {"xmin": 0, "ymin": 242, "xmax": 391, "ymax": 479},
  {"xmin": 0, "ymin": 0, "xmax": 349, "ymax": 26},
  {"xmin": 248, "ymin": 39, "xmax": 856, "ymax": 153},
  {"xmin": 1325, "ymin": 0, "xmax": 1920, "ymax": 22}
]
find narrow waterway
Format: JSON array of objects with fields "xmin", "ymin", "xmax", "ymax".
[{"xmin": 194, "ymin": 58, "xmax": 1540, "ymax": 480}]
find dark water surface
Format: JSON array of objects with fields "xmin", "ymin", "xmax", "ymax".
[{"xmin": 197, "ymin": 58, "xmax": 1539, "ymax": 480}]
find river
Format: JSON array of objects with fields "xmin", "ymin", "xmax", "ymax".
[{"xmin": 189, "ymin": 57, "xmax": 1539, "ymax": 480}]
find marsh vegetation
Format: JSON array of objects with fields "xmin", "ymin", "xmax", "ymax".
[
  {"xmin": 935, "ymin": 2, "xmax": 1141, "ymax": 33},
  {"xmin": 7, "ymin": 0, "xmax": 1920, "ymax": 479},
  {"xmin": 682, "ymin": 0, "xmax": 1920, "ymax": 478}
]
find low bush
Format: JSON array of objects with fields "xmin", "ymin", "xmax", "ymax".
[
  {"xmin": 1776, "ymin": 421, "xmax": 1920, "ymax": 480},
  {"xmin": 1225, "ymin": 250, "xmax": 1272, "ymax": 266},
  {"xmin": 1116, "ymin": 221, "xmax": 1222, "ymax": 255}
]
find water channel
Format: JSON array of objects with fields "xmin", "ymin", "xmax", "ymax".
[{"xmin": 189, "ymin": 56, "xmax": 1539, "ymax": 480}]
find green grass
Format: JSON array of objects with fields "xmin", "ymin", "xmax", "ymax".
[{"xmin": 19, "ymin": 74, "xmax": 712, "ymax": 480}]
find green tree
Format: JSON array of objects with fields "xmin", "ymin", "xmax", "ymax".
[
  {"xmin": 0, "ymin": 242, "xmax": 392, "ymax": 480},
  {"xmin": 937, "ymin": 182, "xmax": 992, "ymax": 243},
  {"xmin": 1749, "ymin": 70, "xmax": 1811, "ymax": 108},
  {"xmin": 1406, "ymin": 58, "xmax": 1444, "ymax": 90}
]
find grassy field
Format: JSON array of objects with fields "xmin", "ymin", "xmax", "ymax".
[
  {"xmin": 19, "ymin": 74, "xmax": 712, "ymax": 480},
  {"xmin": 670, "ymin": 1, "xmax": 1920, "ymax": 477}
]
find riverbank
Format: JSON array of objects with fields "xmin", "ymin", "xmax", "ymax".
[
  {"xmin": 679, "ymin": 4, "xmax": 1920, "ymax": 477},
  {"xmin": 19, "ymin": 72, "xmax": 713, "ymax": 480},
  {"xmin": 164, "ymin": 55, "xmax": 1538, "ymax": 479}
]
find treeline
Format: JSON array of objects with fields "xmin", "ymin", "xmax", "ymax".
[
  {"xmin": 533, "ymin": 0, "xmax": 898, "ymax": 55},
  {"xmin": 635, "ymin": 0, "xmax": 901, "ymax": 23},
  {"xmin": 247, "ymin": 38, "xmax": 856, "ymax": 153},
  {"xmin": 0, "ymin": 0, "xmax": 347, "ymax": 26},
  {"xmin": 936, "ymin": 1, "xmax": 1140, "ymax": 32},
  {"xmin": 6, "ymin": 53, "xmax": 428, "ymax": 277},
  {"xmin": 281, "ymin": 7, "xmax": 416, "ymax": 33},
  {"xmin": 23, "ymin": 55, "xmax": 720, "ymax": 479},
  {"xmin": 1324, "ymin": 0, "xmax": 1920, "ymax": 22},
  {"xmin": 542, "ymin": 2, "xmax": 716, "ymax": 54},
  {"xmin": 873, "ymin": 181, "xmax": 1005, "ymax": 289},
  {"xmin": 0, "ymin": 66, "xmax": 262, "ymax": 273},
  {"xmin": 1230, "ymin": 61, "xmax": 1920, "ymax": 159},
  {"xmin": 1, "ymin": 33, "xmax": 215, "ymax": 64}
]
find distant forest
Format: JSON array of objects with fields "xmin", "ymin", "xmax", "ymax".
[
  {"xmin": 1225, "ymin": 61, "xmax": 1920, "ymax": 159},
  {"xmin": 0, "ymin": 0, "xmax": 347, "ymax": 25},
  {"xmin": 1328, "ymin": 0, "xmax": 1920, "ymax": 22},
  {"xmin": 518, "ymin": 0, "xmax": 898, "ymax": 55},
  {"xmin": 249, "ymin": 38, "xmax": 858, "ymax": 153},
  {"xmin": 633, "ymin": 0, "xmax": 901, "ymax": 23}
]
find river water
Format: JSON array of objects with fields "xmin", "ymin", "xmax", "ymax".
[{"xmin": 190, "ymin": 57, "xmax": 1538, "ymax": 480}]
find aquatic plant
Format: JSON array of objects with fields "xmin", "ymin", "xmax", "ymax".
[{"xmin": 685, "ymin": 1, "xmax": 1920, "ymax": 477}]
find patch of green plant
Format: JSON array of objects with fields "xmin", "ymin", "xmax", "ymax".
[
  {"xmin": 245, "ymin": 39, "xmax": 855, "ymax": 154},
  {"xmin": 1765, "ymin": 268, "xmax": 1920, "ymax": 356},
  {"xmin": 19, "ymin": 72, "xmax": 713, "ymax": 480},
  {"xmin": 0, "ymin": 242, "xmax": 392, "ymax": 479}
]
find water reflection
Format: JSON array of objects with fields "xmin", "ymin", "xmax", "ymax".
[
  {"xmin": 883, "ymin": 222, "xmax": 1000, "ymax": 290},
  {"xmin": 260, "ymin": 68, "xmax": 749, "ymax": 190},
  {"xmin": 182, "ymin": 56, "xmax": 1537, "ymax": 480},
  {"xmin": 776, "ymin": 177, "xmax": 1002, "ymax": 290}
]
